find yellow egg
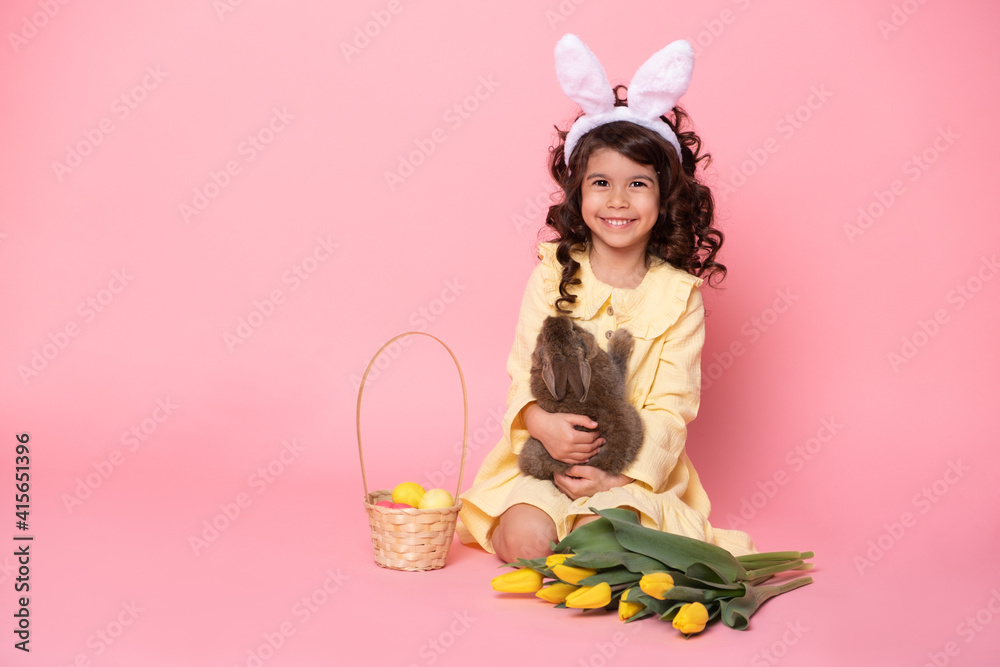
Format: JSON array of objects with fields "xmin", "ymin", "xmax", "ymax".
[
  {"xmin": 417, "ymin": 488, "xmax": 454, "ymax": 509},
  {"xmin": 391, "ymin": 482, "xmax": 425, "ymax": 507}
]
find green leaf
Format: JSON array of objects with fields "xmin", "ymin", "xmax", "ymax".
[
  {"xmin": 719, "ymin": 577, "xmax": 814, "ymax": 630},
  {"xmin": 592, "ymin": 508, "xmax": 748, "ymax": 582},
  {"xmin": 509, "ymin": 557, "xmax": 554, "ymax": 578},
  {"xmin": 624, "ymin": 608, "xmax": 656, "ymax": 624},
  {"xmin": 681, "ymin": 563, "xmax": 743, "ymax": 590},
  {"xmin": 657, "ymin": 601, "xmax": 687, "ymax": 622},
  {"xmin": 578, "ymin": 566, "xmax": 642, "ymax": 587},
  {"xmin": 661, "ymin": 586, "xmax": 738, "ymax": 604},
  {"xmin": 553, "ymin": 516, "xmax": 625, "ymax": 555},
  {"xmin": 566, "ymin": 550, "xmax": 670, "ymax": 573},
  {"xmin": 628, "ymin": 590, "xmax": 675, "ymax": 616}
]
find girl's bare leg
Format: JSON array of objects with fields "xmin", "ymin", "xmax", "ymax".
[{"xmin": 492, "ymin": 503, "xmax": 557, "ymax": 563}]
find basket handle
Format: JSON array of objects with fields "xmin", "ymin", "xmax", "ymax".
[{"xmin": 356, "ymin": 332, "xmax": 468, "ymax": 502}]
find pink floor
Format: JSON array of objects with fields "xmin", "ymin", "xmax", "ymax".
[{"xmin": 8, "ymin": 433, "xmax": 999, "ymax": 667}]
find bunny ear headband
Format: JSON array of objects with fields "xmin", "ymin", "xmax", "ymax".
[{"xmin": 555, "ymin": 34, "xmax": 694, "ymax": 166}]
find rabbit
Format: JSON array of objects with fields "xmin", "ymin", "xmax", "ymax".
[{"xmin": 518, "ymin": 315, "xmax": 644, "ymax": 481}]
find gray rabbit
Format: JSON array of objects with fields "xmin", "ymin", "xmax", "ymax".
[{"xmin": 518, "ymin": 315, "xmax": 644, "ymax": 480}]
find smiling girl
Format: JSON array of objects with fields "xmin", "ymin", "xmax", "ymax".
[{"xmin": 458, "ymin": 35, "xmax": 756, "ymax": 562}]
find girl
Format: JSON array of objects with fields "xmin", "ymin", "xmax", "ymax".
[{"xmin": 457, "ymin": 35, "xmax": 756, "ymax": 562}]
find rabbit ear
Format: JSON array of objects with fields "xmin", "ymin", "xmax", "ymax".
[
  {"xmin": 542, "ymin": 354, "xmax": 568, "ymax": 401},
  {"xmin": 627, "ymin": 39, "xmax": 694, "ymax": 120},
  {"xmin": 566, "ymin": 347, "xmax": 592, "ymax": 403},
  {"xmin": 555, "ymin": 34, "xmax": 615, "ymax": 116}
]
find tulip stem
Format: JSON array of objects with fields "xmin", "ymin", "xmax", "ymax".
[
  {"xmin": 777, "ymin": 576, "xmax": 813, "ymax": 594},
  {"xmin": 743, "ymin": 559, "xmax": 805, "ymax": 580},
  {"xmin": 738, "ymin": 551, "xmax": 803, "ymax": 563}
]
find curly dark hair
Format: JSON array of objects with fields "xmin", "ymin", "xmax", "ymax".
[{"xmin": 545, "ymin": 86, "xmax": 725, "ymax": 313}]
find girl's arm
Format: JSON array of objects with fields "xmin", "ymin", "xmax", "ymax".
[
  {"xmin": 553, "ymin": 465, "xmax": 633, "ymax": 499},
  {"xmin": 622, "ymin": 285, "xmax": 705, "ymax": 492},
  {"xmin": 502, "ymin": 262, "xmax": 603, "ymax": 465},
  {"xmin": 523, "ymin": 404, "xmax": 604, "ymax": 465}
]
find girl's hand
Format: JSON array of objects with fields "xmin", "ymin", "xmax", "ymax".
[
  {"xmin": 523, "ymin": 403, "xmax": 605, "ymax": 465},
  {"xmin": 554, "ymin": 466, "xmax": 634, "ymax": 500}
]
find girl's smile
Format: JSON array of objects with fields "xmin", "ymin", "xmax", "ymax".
[{"xmin": 580, "ymin": 148, "xmax": 662, "ymax": 262}]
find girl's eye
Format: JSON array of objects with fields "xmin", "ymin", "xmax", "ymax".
[
  {"xmin": 630, "ymin": 181, "xmax": 647, "ymax": 188},
  {"xmin": 592, "ymin": 179, "xmax": 609, "ymax": 187}
]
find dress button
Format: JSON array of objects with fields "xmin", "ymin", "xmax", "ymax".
[
  {"xmin": 605, "ymin": 330, "xmax": 613, "ymax": 339},
  {"xmin": 607, "ymin": 306, "xmax": 614, "ymax": 316}
]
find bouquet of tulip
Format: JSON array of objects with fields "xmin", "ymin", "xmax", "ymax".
[{"xmin": 491, "ymin": 508, "xmax": 813, "ymax": 636}]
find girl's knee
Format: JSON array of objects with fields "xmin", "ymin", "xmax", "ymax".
[{"xmin": 492, "ymin": 504, "xmax": 557, "ymax": 563}]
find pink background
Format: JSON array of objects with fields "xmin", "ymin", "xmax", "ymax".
[{"xmin": 3, "ymin": 0, "xmax": 999, "ymax": 665}]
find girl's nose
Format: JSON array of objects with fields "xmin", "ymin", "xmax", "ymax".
[{"xmin": 607, "ymin": 187, "xmax": 629, "ymax": 207}]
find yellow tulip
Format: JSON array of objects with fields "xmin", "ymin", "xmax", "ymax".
[
  {"xmin": 551, "ymin": 563, "xmax": 598, "ymax": 585},
  {"xmin": 565, "ymin": 582, "xmax": 612, "ymax": 609},
  {"xmin": 491, "ymin": 568, "xmax": 544, "ymax": 593},
  {"xmin": 545, "ymin": 554, "xmax": 571, "ymax": 568},
  {"xmin": 535, "ymin": 582, "xmax": 578, "ymax": 604},
  {"xmin": 639, "ymin": 572, "xmax": 675, "ymax": 600},
  {"xmin": 618, "ymin": 587, "xmax": 644, "ymax": 621},
  {"xmin": 672, "ymin": 602, "xmax": 710, "ymax": 635}
]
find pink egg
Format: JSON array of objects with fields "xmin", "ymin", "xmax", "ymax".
[
  {"xmin": 375, "ymin": 500, "xmax": 394, "ymax": 508},
  {"xmin": 390, "ymin": 503, "xmax": 412, "ymax": 509}
]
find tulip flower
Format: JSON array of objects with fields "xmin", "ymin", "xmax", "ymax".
[
  {"xmin": 672, "ymin": 602, "xmax": 709, "ymax": 635},
  {"xmin": 492, "ymin": 567, "xmax": 544, "ymax": 593},
  {"xmin": 536, "ymin": 582, "xmax": 578, "ymax": 604},
  {"xmin": 618, "ymin": 587, "xmax": 644, "ymax": 621},
  {"xmin": 545, "ymin": 554, "xmax": 571, "ymax": 568},
  {"xmin": 639, "ymin": 572, "xmax": 675, "ymax": 600},
  {"xmin": 565, "ymin": 582, "xmax": 612, "ymax": 609}
]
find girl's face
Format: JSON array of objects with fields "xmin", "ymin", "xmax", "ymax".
[{"xmin": 579, "ymin": 148, "xmax": 662, "ymax": 261}]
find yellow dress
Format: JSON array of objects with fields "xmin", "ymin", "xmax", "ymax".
[{"xmin": 457, "ymin": 242, "xmax": 756, "ymax": 556}]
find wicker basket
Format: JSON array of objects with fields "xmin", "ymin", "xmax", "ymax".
[{"xmin": 356, "ymin": 332, "xmax": 468, "ymax": 571}]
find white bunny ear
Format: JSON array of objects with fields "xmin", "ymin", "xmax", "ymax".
[
  {"xmin": 554, "ymin": 34, "xmax": 615, "ymax": 116},
  {"xmin": 627, "ymin": 40, "xmax": 694, "ymax": 120}
]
